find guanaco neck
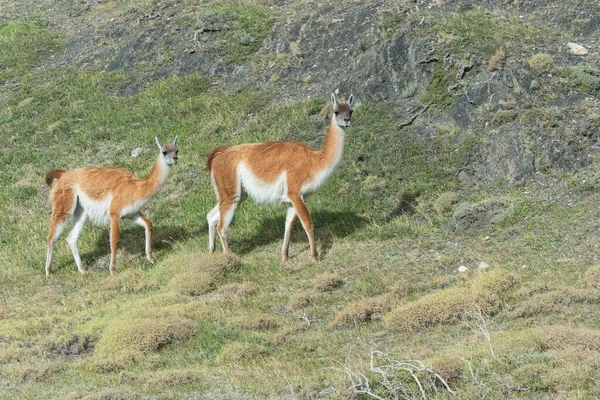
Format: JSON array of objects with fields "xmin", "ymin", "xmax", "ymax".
[
  {"xmin": 140, "ymin": 154, "xmax": 170, "ymax": 198},
  {"xmin": 318, "ymin": 115, "xmax": 346, "ymax": 169}
]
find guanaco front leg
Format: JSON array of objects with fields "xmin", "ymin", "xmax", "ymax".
[
  {"xmin": 289, "ymin": 194, "xmax": 319, "ymax": 263},
  {"xmin": 133, "ymin": 213, "xmax": 155, "ymax": 264},
  {"xmin": 109, "ymin": 215, "xmax": 120, "ymax": 275}
]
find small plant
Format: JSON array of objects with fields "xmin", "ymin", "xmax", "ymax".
[
  {"xmin": 571, "ymin": 66, "xmax": 600, "ymax": 94},
  {"xmin": 488, "ymin": 48, "xmax": 505, "ymax": 71},
  {"xmin": 527, "ymin": 53, "xmax": 553, "ymax": 73}
]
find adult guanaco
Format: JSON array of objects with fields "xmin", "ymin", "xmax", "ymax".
[
  {"xmin": 206, "ymin": 93, "xmax": 354, "ymax": 263},
  {"xmin": 44, "ymin": 137, "xmax": 178, "ymax": 276}
]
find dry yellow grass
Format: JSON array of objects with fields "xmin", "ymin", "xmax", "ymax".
[
  {"xmin": 94, "ymin": 315, "xmax": 197, "ymax": 363},
  {"xmin": 229, "ymin": 314, "xmax": 279, "ymax": 330},
  {"xmin": 313, "ymin": 272, "xmax": 344, "ymax": 292},
  {"xmin": 288, "ymin": 291, "xmax": 315, "ymax": 310},
  {"xmin": 217, "ymin": 282, "xmax": 258, "ymax": 298},
  {"xmin": 584, "ymin": 264, "xmax": 600, "ymax": 288},
  {"xmin": 332, "ymin": 296, "xmax": 390, "ymax": 327},
  {"xmin": 218, "ymin": 342, "xmax": 269, "ymax": 363},
  {"xmin": 511, "ymin": 287, "xmax": 600, "ymax": 317},
  {"xmin": 488, "ymin": 48, "xmax": 505, "ymax": 71},
  {"xmin": 168, "ymin": 254, "xmax": 242, "ymax": 296},
  {"xmin": 385, "ymin": 269, "xmax": 515, "ymax": 332}
]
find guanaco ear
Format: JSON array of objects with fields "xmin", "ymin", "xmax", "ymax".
[
  {"xmin": 171, "ymin": 136, "xmax": 178, "ymax": 147},
  {"xmin": 330, "ymin": 93, "xmax": 337, "ymax": 109},
  {"xmin": 155, "ymin": 137, "xmax": 162, "ymax": 150},
  {"xmin": 348, "ymin": 94, "xmax": 355, "ymax": 107}
]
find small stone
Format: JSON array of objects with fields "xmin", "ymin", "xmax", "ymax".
[
  {"xmin": 567, "ymin": 42, "xmax": 588, "ymax": 55},
  {"xmin": 529, "ymin": 79, "xmax": 540, "ymax": 91},
  {"xmin": 458, "ymin": 266, "xmax": 469, "ymax": 273},
  {"xmin": 521, "ymin": 264, "xmax": 528, "ymax": 269},
  {"xmin": 483, "ymin": 236, "xmax": 491, "ymax": 241},
  {"xmin": 478, "ymin": 261, "xmax": 489, "ymax": 270},
  {"xmin": 131, "ymin": 147, "xmax": 143, "ymax": 158}
]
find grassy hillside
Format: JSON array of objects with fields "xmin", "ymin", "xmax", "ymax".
[{"xmin": 2, "ymin": 1, "xmax": 600, "ymax": 399}]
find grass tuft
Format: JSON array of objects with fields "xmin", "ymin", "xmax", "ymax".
[
  {"xmin": 168, "ymin": 254, "xmax": 242, "ymax": 296},
  {"xmin": 94, "ymin": 315, "xmax": 197, "ymax": 364},
  {"xmin": 229, "ymin": 314, "xmax": 279, "ymax": 331},
  {"xmin": 527, "ymin": 53, "xmax": 554, "ymax": 73},
  {"xmin": 217, "ymin": 282, "xmax": 258, "ymax": 298},
  {"xmin": 218, "ymin": 342, "xmax": 269, "ymax": 363},
  {"xmin": 313, "ymin": 272, "xmax": 345, "ymax": 292},
  {"xmin": 385, "ymin": 269, "xmax": 515, "ymax": 332},
  {"xmin": 585, "ymin": 265, "xmax": 600, "ymax": 288},
  {"xmin": 332, "ymin": 296, "xmax": 390, "ymax": 327}
]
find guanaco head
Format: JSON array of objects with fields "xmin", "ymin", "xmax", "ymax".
[
  {"xmin": 155, "ymin": 136, "xmax": 179, "ymax": 165},
  {"xmin": 331, "ymin": 93, "xmax": 354, "ymax": 128}
]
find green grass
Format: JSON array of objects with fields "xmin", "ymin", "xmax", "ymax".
[{"xmin": 3, "ymin": 3, "xmax": 600, "ymax": 399}]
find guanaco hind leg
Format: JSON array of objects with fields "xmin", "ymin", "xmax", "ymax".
[
  {"xmin": 66, "ymin": 204, "xmax": 87, "ymax": 274},
  {"xmin": 281, "ymin": 207, "xmax": 298, "ymax": 262}
]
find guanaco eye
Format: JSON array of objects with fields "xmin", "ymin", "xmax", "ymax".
[
  {"xmin": 349, "ymin": 110, "xmax": 353, "ymax": 115},
  {"xmin": 162, "ymin": 151, "xmax": 167, "ymax": 156},
  {"xmin": 334, "ymin": 110, "xmax": 339, "ymax": 115}
]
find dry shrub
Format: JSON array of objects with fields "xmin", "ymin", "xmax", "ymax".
[
  {"xmin": 219, "ymin": 342, "xmax": 268, "ymax": 363},
  {"xmin": 512, "ymin": 287, "xmax": 600, "ymax": 317},
  {"xmin": 584, "ymin": 264, "xmax": 600, "ymax": 288},
  {"xmin": 73, "ymin": 388, "xmax": 140, "ymax": 400},
  {"xmin": 229, "ymin": 314, "xmax": 279, "ymax": 330},
  {"xmin": 488, "ymin": 48, "xmax": 505, "ymax": 71},
  {"xmin": 543, "ymin": 348, "xmax": 600, "ymax": 393},
  {"xmin": 2, "ymin": 361, "xmax": 64, "ymax": 384},
  {"xmin": 217, "ymin": 282, "xmax": 258, "ymax": 298},
  {"xmin": 494, "ymin": 325, "xmax": 600, "ymax": 356},
  {"xmin": 271, "ymin": 323, "xmax": 308, "ymax": 345},
  {"xmin": 148, "ymin": 369, "xmax": 202, "ymax": 388},
  {"xmin": 426, "ymin": 356, "xmax": 464, "ymax": 385},
  {"xmin": 313, "ymin": 272, "xmax": 344, "ymax": 292},
  {"xmin": 527, "ymin": 53, "xmax": 553, "ymax": 72},
  {"xmin": 169, "ymin": 271, "xmax": 215, "ymax": 296},
  {"xmin": 535, "ymin": 325, "xmax": 600, "ymax": 350},
  {"xmin": 288, "ymin": 291, "xmax": 314, "ymax": 310},
  {"xmin": 94, "ymin": 315, "xmax": 197, "ymax": 363},
  {"xmin": 512, "ymin": 363, "xmax": 552, "ymax": 391},
  {"xmin": 0, "ymin": 343, "xmax": 21, "ymax": 363},
  {"xmin": 385, "ymin": 269, "xmax": 515, "ymax": 332},
  {"xmin": 332, "ymin": 296, "xmax": 390, "ymax": 327},
  {"xmin": 433, "ymin": 191, "xmax": 459, "ymax": 215},
  {"xmin": 169, "ymin": 254, "xmax": 242, "ymax": 296}
]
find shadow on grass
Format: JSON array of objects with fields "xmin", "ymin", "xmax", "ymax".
[
  {"xmin": 232, "ymin": 210, "xmax": 368, "ymax": 260},
  {"xmin": 81, "ymin": 225, "xmax": 196, "ymax": 268}
]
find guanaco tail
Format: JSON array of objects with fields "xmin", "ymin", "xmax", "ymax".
[
  {"xmin": 206, "ymin": 93, "xmax": 354, "ymax": 262},
  {"xmin": 44, "ymin": 137, "xmax": 179, "ymax": 276}
]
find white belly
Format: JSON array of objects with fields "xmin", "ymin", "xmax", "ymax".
[
  {"xmin": 75, "ymin": 187, "xmax": 111, "ymax": 225},
  {"xmin": 237, "ymin": 163, "xmax": 289, "ymax": 205}
]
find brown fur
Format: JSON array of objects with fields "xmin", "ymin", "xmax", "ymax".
[
  {"xmin": 44, "ymin": 169, "xmax": 67, "ymax": 186},
  {"xmin": 206, "ymin": 94, "xmax": 354, "ymax": 263},
  {"xmin": 206, "ymin": 145, "xmax": 228, "ymax": 171}
]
